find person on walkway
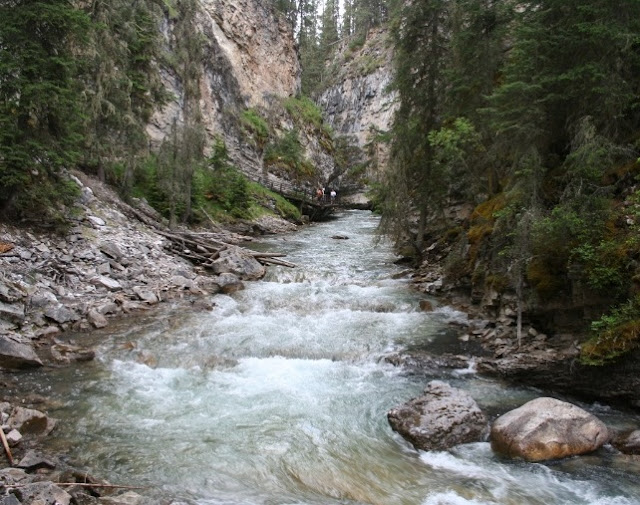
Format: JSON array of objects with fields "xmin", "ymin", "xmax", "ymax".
[
  {"xmin": 316, "ymin": 188, "xmax": 323, "ymax": 201},
  {"xmin": 330, "ymin": 189, "xmax": 336, "ymax": 202}
]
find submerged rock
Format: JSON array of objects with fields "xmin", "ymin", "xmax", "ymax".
[
  {"xmin": 387, "ymin": 380, "xmax": 488, "ymax": 451},
  {"xmin": 611, "ymin": 429, "xmax": 640, "ymax": 455},
  {"xmin": 490, "ymin": 397, "xmax": 609, "ymax": 461}
]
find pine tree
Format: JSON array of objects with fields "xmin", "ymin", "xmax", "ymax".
[{"xmin": 0, "ymin": 0, "xmax": 90, "ymax": 221}]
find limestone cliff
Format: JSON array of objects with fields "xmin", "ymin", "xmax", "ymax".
[
  {"xmin": 146, "ymin": 0, "xmax": 339, "ymax": 187},
  {"xmin": 316, "ymin": 28, "xmax": 397, "ymax": 195}
]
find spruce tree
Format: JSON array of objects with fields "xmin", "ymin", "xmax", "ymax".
[{"xmin": 0, "ymin": 0, "xmax": 89, "ymax": 221}]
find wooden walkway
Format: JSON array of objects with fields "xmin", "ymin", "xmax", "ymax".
[{"xmin": 265, "ymin": 180, "xmax": 340, "ymax": 221}]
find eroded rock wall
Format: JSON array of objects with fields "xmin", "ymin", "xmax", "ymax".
[
  {"xmin": 147, "ymin": 0, "xmax": 301, "ymax": 178},
  {"xmin": 316, "ymin": 29, "xmax": 397, "ymax": 163}
]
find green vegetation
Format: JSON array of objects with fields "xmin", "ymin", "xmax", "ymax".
[
  {"xmin": 0, "ymin": 0, "xmax": 90, "ymax": 223},
  {"xmin": 382, "ymin": 0, "xmax": 640, "ymax": 362},
  {"xmin": 264, "ymin": 129, "xmax": 316, "ymax": 180},
  {"xmin": 582, "ymin": 297, "xmax": 640, "ymax": 365}
]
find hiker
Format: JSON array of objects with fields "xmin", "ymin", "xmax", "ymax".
[{"xmin": 330, "ymin": 189, "xmax": 336, "ymax": 202}]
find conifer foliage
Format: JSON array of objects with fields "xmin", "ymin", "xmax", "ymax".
[
  {"xmin": 0, "ymin": 0, "xmax": 90, "ymax": 221},
  {"xmin": 385, "ymin": 0, "xmax": 640, "ymax": 361}
]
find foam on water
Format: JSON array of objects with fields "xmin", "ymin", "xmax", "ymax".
[{"xmin": 21, "ymin": 210, "xmax": 640, "ymax": 505}]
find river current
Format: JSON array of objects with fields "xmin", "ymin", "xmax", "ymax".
[{"xmin": 21, "ymin": 210, "xmax": 640, "ymax": 504}]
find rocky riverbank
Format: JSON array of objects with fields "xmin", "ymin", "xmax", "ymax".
[
  {"xmin": 401, "ymin": 238, "xmax": 640, "ymax": 411},
  {"xmin": 0, "ymin": 173, "xmax": 297, "ymax": 504}
]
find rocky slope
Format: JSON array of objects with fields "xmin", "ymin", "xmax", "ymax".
[{"xmin": 0, "ymin": 173, "xmax": 295, "ymax": 370}]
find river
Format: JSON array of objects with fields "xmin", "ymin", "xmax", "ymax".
[{"xmin": 18, "ymin": 210, "xmax": 640, "ymax": 504}]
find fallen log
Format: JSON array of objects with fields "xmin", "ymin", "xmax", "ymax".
[{"xmin": 258, "ymin": 257, "xmax": 297, "ymax": 268}]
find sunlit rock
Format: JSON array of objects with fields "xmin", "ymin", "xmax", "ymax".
[{"xmin": 490, "ymin": 397, "xmax": 609, "ymax": 461}]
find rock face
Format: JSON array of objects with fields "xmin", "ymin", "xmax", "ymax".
[
  {"xmin": 316, "ymin": 28, "xmax": 397, "ymax": 196},
  {"xmin": 387, "ymin": 380, "xmax": 488, "ymax": 451},
  {"xmin": 148, "ymin": 0, "xmax": 309, "ymax": 183},
  {"xmin": 490, "ymin": 397, "xmax": 609, "ymax": 461}
]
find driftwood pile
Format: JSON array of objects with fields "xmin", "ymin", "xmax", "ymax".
[
  {"xmin": 123, "ymin": 201, "xmax": 296, "ymax": 270},
  {"xmin": 156, "ymin": 229, "xmax": 296, "ymax": 269}
]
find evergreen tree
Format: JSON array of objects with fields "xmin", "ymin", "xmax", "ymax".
[
  {"xmin": 385, "ymin": 0, "xmax": 451, "ymax": 249},
  {"xmin": 0, "ymin": 0, "xmax": 90, "ymax": 221}
]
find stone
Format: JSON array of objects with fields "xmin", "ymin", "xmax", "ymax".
[
  {"xmin": 97, "ymin": 262, "xmax": 111, "ymax": 275},
  {"xmin": 91, "ymin": 276, "xmax": 122, "ymax": 291},
  {"xmin": 44, "ymin": 304, "xmax": 79, "ymax": 324},
  {"xmin": 490, "ymin": 397, "xmax": 609, "ymax": 462},
  {"xmin": 0, "ymin": 281, "xmax": 23, "ymax": 303},
  {"xmin": 132, "ymin": 286, "xmax": 159, "ymax": 304},
  {"xmin": 29, "ymin": 290, "xmax": 58, "ymax": 308},
  {"xmin": 14, "ymin": 481, "xmax": 70, "ymax": 505},
  {"xmin": 15, "ymin": 450, "xmax": 57, "ymax": 471},
  {"xmin": 0, "ymin": 494, "xmax": 21, "ymax": 505},
  {"xmin": 87, "ymin": 215, "xmax": 106, "ymax": 227},
  {"xmin": 0, "ymin": 301, "xmax": 25, "ymax": 323},
  {"xmin": 387, "ymin": 380, "xmax": 488, "ymax": 451},
  {"xmin": 419, "ymin": 300, "xmax": 434, "ymax": 311},
  {"xmin": 5, "ymin": 429, "xmax": 22, "ymax": 446},
  {"xmin": 331, "ymin": 235, "xmax": 349, "ymax": 240},
  {"xmin": 0, "ymin": 335, "xmax": 43, "ymax": 369},
  {"xmin": 611, "ymin": 429, "xmax": 640, "ymax": 455},
  {"xmin": 87, "ymin": 308, "xmax": 108, "ymax": 329},
  {"xmin": 98, "ymin": 302, "xmax": 119, "ymax": 315},
  {"xmin": 8, "ymin": 407, "xmax": 56, "ymax": 437},
  {"xmin": 210, "ymin": 248, "xmax": 265, "ymax": 280},
  {"xmin": 99, "ymin": 242, "xmax": 123, "ymax": 260},
  {"xmin": 215, "ymin": 273, "xmax": 244, "ymax": 294},
  {"xmin": 99, "ymin": 491, "xmax": 144, "ymax": 505}
]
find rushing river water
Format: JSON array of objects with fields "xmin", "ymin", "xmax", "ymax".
[{"xmin": 18, "ymin": 210, "xmax": 640, "ymax": 504}]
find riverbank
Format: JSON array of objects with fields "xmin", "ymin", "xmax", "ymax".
[
  {"xmin": 0, "ymin": 173, "xmax": 297, "ymax": 368},
  {"xmin": 0, "ymin": 173, "xmax": 300, "ymax": 504},
  {"xmin": 404, "ymin": 238, "xmax": 640, "ymax": 411}
]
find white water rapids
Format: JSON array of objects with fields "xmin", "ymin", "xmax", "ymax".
[{"xmin": 23, "ymin": 211, "xmax": 640, "ymax": 504}]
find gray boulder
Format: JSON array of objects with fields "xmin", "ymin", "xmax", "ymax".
[
  {"xmin": 0, "ymin": 335, "xmax": 43, "ymax": 369},
  {"xmin": 211, "ymin": 248, "xmax": 265, "ymax": 280},
  {"xmin": 8, "ymin": 407, "xmax": 56, "ymax": 437},
  {"xmin": 215, "ymin": 273, "xmax": 245, "ymax": 294},
  {"xmin": 387, "ymin": 380, "xmax": 488, "ymax": 451},
  {"xmin": 14, "ymin": 481, "xmax": 71, "ymax": 505},
  {"xmin": 490, "ymin": 397, "xmax": 609, "ymax": 461}
]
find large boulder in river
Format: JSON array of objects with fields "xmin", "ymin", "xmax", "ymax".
[
  {"xmin": 490, "ymin": 397, "xmax": 609, "ymax": 461},
  {"xmin": 211, "ymin": 247, "xmax": 265, "ymax": 280},
  {"xmin": 387, "ymin": 380, "xmax": 488, "ymax": 451}
]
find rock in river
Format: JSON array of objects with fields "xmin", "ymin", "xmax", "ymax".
[
  {"xmin": 490, "ymin": 397, "xmax": 609, "ymax": 461},
  {"xmin": 0, "ymin": 335, "xmax": 43, "ymax": 369},
  {"xmin": 387, "ymin": 380, "xmax": 488, "ymax": 451}
]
